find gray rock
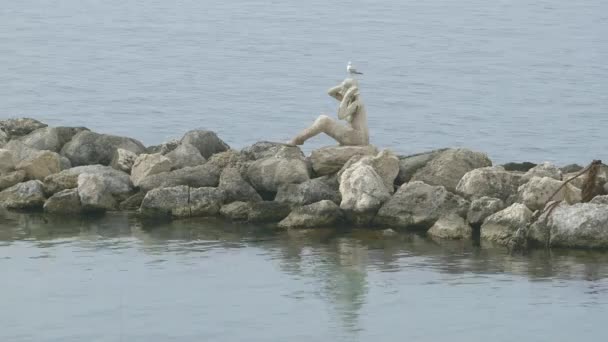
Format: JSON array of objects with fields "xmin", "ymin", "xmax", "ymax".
[
  {"xmin": 189, "ymin": 187, "xmax": 225, "ymax": 217},
  {"xmin": 310, "ymin": 145, "xmax": 378, "ymax": 176},
  {"xmin": 241, "ymin": 141, "xmax": 288, "ymax": 161},
  {"xmin": 77, "ymin": 173, "xmax": 117, "ymax": 211},
  {"xmin": 501, "ymin": 162, "xmax": 536, "ymax": 172},
  {"xmin": 529, "ymin": 203, "xmax": 608, "ymax": 248},
  {"xmin": 19, "ymin": 126, "xmax": 88, "ymax": 152},
  {"xmin": 0, "ymin": 180, "xmax": 46, "ymax": 209},
  {"xmin": 3, "ymin": 140, "xmax": 70, "ymax": 169},
  {"xmin": 467, "ymin": 197, "xmax": 505, "ymax": 226},
  {"xmin": 456, "ymin": 166, "xmax": 523, "ymax": 201},
  {"xmin": 411, "ymin": 148, "xmax": 492, "ymax": 192},
  {"xmin": 118, "ymin": 192, "xmax": 146, "ymax": 210},
  {"xmin": 518, "ymin": 176, "xmax": 581, "ymax": 211},
  {"xmin": 339, "ymin": 163, "xmax": 391, "ymax": 225},
  {"xmin": 43, "ymin": 165, "xmax": 133, "ymax": 196},
  {"xmin": 374, "ymin": 181, "xmax": 469, "ymax": 230},
  {"xmin": 15, "ymin": 150, "xmax": 62, "ymax": 180},
  {"xmin": 278, "ymin": 200, "xmax": 342, "ymax": 229},
  {"xmin": 247, "ymin": 201, "xmax": 291, "ymax": 223},
  {"xmin": 247, "ymin": 146, "xmax": 310, "ymax": 193},
  {"xmin": 145, "ymin": 139, "xmax": 180, "ymax": 155},
  {"xmin": 275, "ymin": 177, "xmax": 341, "ymax": 206},
  {"xmin": 522, "ymin": 162, "xmax": 562, "ymax": 181},
  {"xmin": 205, "ymin": 150, "xmax": 249, "ymax": 173},
  {"xmin": 396, "ymin": 148, "xmax": 447, "ymax": 185},
  {"xmin": 0, "ymin": 149, "xmax": 15, "ymax": 174},
  {"xmin": 60, "ymin": 130, "xmax": 145, "ymax": 166},
  {"xmin": 0, "ymin": 118, "xmax": 47, "ymax": 138},
  {"xmin": 180, "ymin": 130, "xmax": 230, "ymax": 159},
  {"xmin": 0, "ymin": 128, "xmax": 8, "ymax": 147},
  {"xmin": 43, "ymin": 189, "xmax": 82, "ymax": 214},
  {"xmin": 219, "ymin": 167, "xmax": 262, "ymax": 203},
  {"xmin": 561, "ymin": 164, "xmax": 584, "ymax": 173},
  {"xmin": 110, "ymin": 148, "xmax": 137, "ymax": 173},
  {"xmin": 220, "ymin": 201, "xmax": 251, "ymax": 221},
  {"xmin": 481, "ymin": 203, "xmax": 532, "ymax": 246},
  {"xmin": 339, "ymin": 149, "xmax": 400, "ymax": 193},
  {"xmin": 140, "ymin": 185, "xmax": 191, "ymax": 217},
  {"xmin": 0, "ymin": 170, "xmax": 27, "ymax": 191},
  {"xmin": 137, "ymin": 163, "xmax": 220, "ymax": 192},
  {"xmin": 130, "ymin": 153, "xmax": 172, "ymax": 187},
  {"xmin": 428, "ymin": 212, "xmax": 472, "ymax": 239},
  {"xmin": 590, "ymin": 195, "xmax": 608, "ymax": 205},
  {"xmin": 165, "ymin": 143, "xmax": 206, "ymax": 170}
]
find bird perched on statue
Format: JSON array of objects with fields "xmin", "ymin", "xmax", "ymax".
[{"xmin": 347, "ymin": 61, "xmax": 363, "ymax": 75}]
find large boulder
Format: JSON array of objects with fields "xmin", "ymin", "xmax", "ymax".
[
  {"xmin": 374, "ymin": 181, "xmax": 469, "ymax": 230},
  {"xmin": 529, "ymin": 203, "xmax": 608, "ymax": 248},
  {"xmin": 220, "ymin": 201, "xmax": 251, "ymax": 221},
  {"xmin": 275, "ymin": 177, "xmax": 341, "ymax": 207},
  {"xmin": 0, "ymin": 170, "xmax": 26, "ymax": 191},
  {"xmin": 15, "ymin": 150, "xmax": 62, "ymax": 180},
  {"xmin": 480, "ymin": 203, "xmax": 532, "ymax": 245},
  {"xmin": 339, "ymin": 163, "xmax": 391, "ymax": 224},
  {"xmin": 590, "ymin": 195, "xmax": 608, "ymax": 205},
  {"xmin": 522, "ymin": 162, "xmax": 562, "ymax": 181},
  {"xmin": 219, "ymin": 167, "xmax": 261, "ymax": 203},
  {"xmin": 0, "ymin": 118, "xmax": 47, "ymax": 138},
  {"xmin": 396, "ymin": 148, "xmax": 447, "ymax": 185},
  {"xmin": 19, "ymin": 126, "xmax": 88, "ymax": 152},
  {"xmin": 165, "ymin": 143, "xmax": 206, "ymax": 170},
  {"xmin": 0, "ymin": 149, "xmax": 15, "ymax": 174},
  {"xmin": 241, "ymin": 141, "xmax": 287, "ymax": 161},
  {"xmin": 180, "ymin": 130, "xmax": 230, "ymax": 159},
  {"xmin": 427, "ymin": 212, "xmax": 472, "ymax": 239},
  {"xmin": 110, "ymin": 148, "xmax": 137, "ymax": 173},
  {"xmin": 246, "ymin": 146, "xmax": 310, "ymax": 193},
  {"xmin": 130, "ymin": 153, "xmax": 172, "ymax": 187},
  {"xmin": 137, "ymin": 163, "xmax": 220, "ymax": 192},
  {"xmin": 145, "ymin": 139, "xmax": 180, "ymax": 155},
  {"xmin": 205, "ymin": 150, "xmax": 249, "ymax": 174},
  {"xmin": 77, "ymin": 174, "xmax": 117, "ymax": 211},
  {"xmin": 411, "ymin": 148, "xmax": 492, "ymax": 192},
  {"xmin": 339, "ymin": 150, "xmax": 399, "ymax": 193},
  {"xmin": 467, "ymin": 196, "xmax": 505, "ymax": 226},
  {"xmin": 60, "ymin": 130, "xmax": 145, "ymax": 166},
  {"xmin": 310, "ymin": 145, "xmax": 378, "ymax": 176},
  {"xmin": 189, "ymin": 187, "xmax": 225, "ymax": 217},
  {"xmin": 517, "ymin": 176, "xmax": 581, "ymax": 211},
  {"xmin": 0, "ymin": 180, "xmax": 46, "ymax": 209},
  {"xmin": 139, "ymin": 185, "xmax": 190, "ymax": 217},
  {"xmin": 278, "ymin": 200, "xmax": 342, "ymax": 229},
  {"xmin": 43, "ymin": 165, "xmax": 133, "ymax": 197},
  {"xmin": 456, "ymin": 166, "xmax": 522, "ymax": 201},
  {"xmin": 3, "ymin": 140, "xmax": 71, "ymax": 170},
  {"xmin": 247, "ymin": 201, "xmax": 291, "ymax": 223},
  {"xmin": 43, "ymin": 188, "xmax": 82, "ymax": 214}
]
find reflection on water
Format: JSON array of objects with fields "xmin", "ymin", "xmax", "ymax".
[{"xmin": 1, "ymin": 209, "xmax": 608, "ymax": 341}]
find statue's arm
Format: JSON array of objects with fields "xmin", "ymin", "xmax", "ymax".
[
  {"xmin": 338, "ymin": 87, "xmax": 360, "ymax": 120},
  {"xmin": 328, "ymin": 84, "xmax": 344, "ymax": 101}
]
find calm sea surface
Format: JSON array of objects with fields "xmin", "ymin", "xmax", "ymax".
[
  {"xmin": 2, "ymin": 1, "xmax": 608, "ymax": 341},
  {"xmin": 1, "ymin": 210, "xmax": 608, "ymax": 342},
  {"xmin": 1, "ymin": 0, "xmax": 607, "ymax": 163}
]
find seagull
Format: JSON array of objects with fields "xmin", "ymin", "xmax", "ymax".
[{"xmin": 347, "ymin": 61, "xmax": 363, "ymax": 75}]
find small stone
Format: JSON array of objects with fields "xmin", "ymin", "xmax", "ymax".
[
  {"xmin": 428, "ymin": 213, "xmax": 472, "ymax": 239},
  {"xmin": 165, "ymin": 143, "xmax": 206, "ymax": 170},
  {"xmin": 278, "ymin": 200, "xmax": 342, "ymax": 229},
  {"xmin": 130, "ymin": 153, "xmax": 172, "ymax": 187},
  {"xmin": 43, "ymin": 189, "xmax": 82, "ymax": 214},
  {"xmin": 110, "ymin": 148, "xmax": 137, "ymax": 173}
]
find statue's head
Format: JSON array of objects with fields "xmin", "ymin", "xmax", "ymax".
[{"xmin": 341, "ymin": 78, "xmax": 359, "ymax": 91}]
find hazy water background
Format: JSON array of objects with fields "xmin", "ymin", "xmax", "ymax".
[
  {"xmin": 1, "ymin": 211, "xmax": 608, "ymax": 342},
  {"xmin": 1, "ymin": 0, "xmax": 607, "ymax": 164}
]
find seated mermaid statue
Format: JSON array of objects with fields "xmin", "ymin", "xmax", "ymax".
[{"xmin": 288, "ymin": 78, "xmax": 369, "ymax": 146}]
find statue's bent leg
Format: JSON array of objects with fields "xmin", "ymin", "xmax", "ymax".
[{"xmin": 289, "ymin": 115, "xmax": 358, "ymax": 146}]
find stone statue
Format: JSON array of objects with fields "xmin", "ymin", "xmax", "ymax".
[{"xmin": 288, "ymin": 78, "xmax": 369, "ymax": 146}]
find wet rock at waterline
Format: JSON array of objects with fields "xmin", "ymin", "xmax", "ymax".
[
  {"xmin": 427, "ymin": 212, "xmax": 472, "ymax": 240},
  {"xmin": 44, "ymin": 188, "xmax": 82, "ymax": 214},
  {"xmin": 480, "ymin": 203, "xmax": 533, "ymax": 246},
  {"xmin": 0, "ymin": 180, "xmax": 46, "ymax": 209},
  {"xmin": 278, "ymin": 200, "xmax": 342, "ymax": 229}
]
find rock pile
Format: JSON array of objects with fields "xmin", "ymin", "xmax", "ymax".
[{"xmin": 2, "ymin": 118, "xmax": 607, "ymax": 249}]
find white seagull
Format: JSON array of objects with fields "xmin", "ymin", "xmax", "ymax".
[{"xmin": 347, "ymin": 61, "xmax": 363, "ymax": 75}]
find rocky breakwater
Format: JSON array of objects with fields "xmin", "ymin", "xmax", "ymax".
[{"xmin": 2, "ymin": 118, "xmax": 608, "ymax": 249}]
